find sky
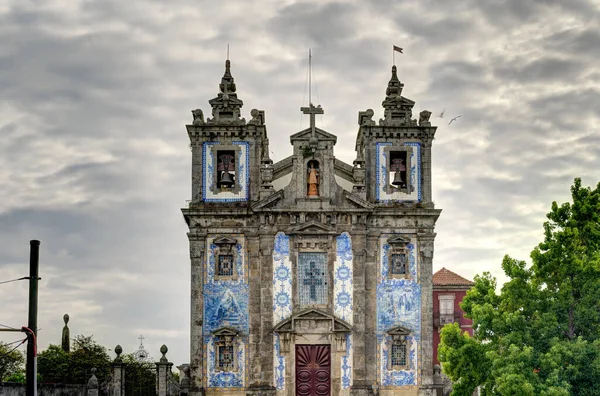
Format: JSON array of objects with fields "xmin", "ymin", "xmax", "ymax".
[{"xmin": 1, "ymin": 0, "xmax": 599, "ymax": 369}]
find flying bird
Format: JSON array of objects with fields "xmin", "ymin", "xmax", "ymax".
[
  {"xmin": 437, "ymin": 109, "xmax": 445, "ymax": 118},
  {"xmin": 448, "ymin": 115, "xmax": 462, "ymax": 125}
]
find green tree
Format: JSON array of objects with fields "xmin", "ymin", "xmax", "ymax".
[
  {"xmin": 0, "ymin": 341, "xmax": 25, "ymax": 382},
  {"xmin": 37, "ymin": 335, "xmax": 111, "ymax": 384},
  {"xmin": 439, "ymin": 178, "xmax": 600, "ymax": 395}
]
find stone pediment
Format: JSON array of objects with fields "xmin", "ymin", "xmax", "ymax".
[
  {"xmin": 251, "ymin": 190, "xmax": 284, "ymax": 211},
  {"xmin": 212, "ymin": 327, "xmax": 239, "ymax": 337},
  {"xmin": 290, "ymin": 127, "xmax": 337, "ymax": 143},
  {"xmin": 287, "ymin": 220, "xmax": 337, "ymax": 235},
  {"xmin": 213, "ymin": 237, "xmax": 238, "ymax": 246},
  {"xmin": 387, "ymin": 235, "xmax": 411, "ymax": 247},
  {"xmin": 273, "ymin": 309, "xmax": 352, "ymax": 334},
  {"xmin": 387, "ymin": 325, "xmax": 411, "ymax": 336}
]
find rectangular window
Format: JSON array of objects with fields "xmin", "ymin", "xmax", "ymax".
[
  {"xmin": 391, "ymin": 343, "xmax": 407, "ymax": 367},
  {"xmin": 217, "ymin": 150, "xmax": 236, "ymax": 188},
  {"xmin": 298, "ymin": 252, "xmax": 328, "ymax": 306},
  {"xmin": 390, "ymin": 253, "xmax": 407, "ymax": 275},
  {"xmin": 389, "ymin": 151, "xmax": 408, "ymax": 188},
  {"xmin": 440, "ymin": 299, "xmax": 454, "ymax": 315},
  {"xmin": 217, "ymin": 345, "xmax": 234, "ymax": 370},
  {"xmin": 217, "ymin": 254, "xmax": 234, "ymax": 276}
]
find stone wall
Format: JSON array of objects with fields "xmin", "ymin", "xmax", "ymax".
[{"xmin": 0, "ymin": 383, "xmax": 86, "ymax": 396}]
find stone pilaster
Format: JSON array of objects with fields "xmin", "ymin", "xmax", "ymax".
[
  {"xmin": 189, "ymin": 235, "xmax": 206, "ymax": 396},
  {"xmin": 256, "ymin": 234, "xmax": 276, "ymax": 392},
  {"xmin": 421, "ymin": 139, "xmax": 433, "ymax": 203},
  {"xmin": 191, "ymin": 139, "xmax": 202, "ymax": 202},
  {"xmin": 351, "ymin": 234, "xmax": 378, "ymax": 395},
  {"xmin": 86, "ymin": 368, "xmax": 98, "ymax": 396},
  {"xmin": 418, "ymin": 233, "xmax": 436, "ymax": 389}
]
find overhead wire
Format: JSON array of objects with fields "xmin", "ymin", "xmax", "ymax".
[
  {"xmin": 0, "ymin": 338, "xmax": 27, "ymax": 359},
  {"xmin": 0, "ymin": 276, "xmax": 28, "ymax": 285}
]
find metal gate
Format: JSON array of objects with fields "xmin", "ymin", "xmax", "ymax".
[
  {"xmin": 124, "ymin": 360, "xmax": 157, "ymax": 396},
  {"xmin": 295, "ymin": 345, "xmax": 331, "ymax": 396}
]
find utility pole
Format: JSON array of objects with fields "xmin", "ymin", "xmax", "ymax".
[{"xmin": 26, "ymin": 240, "xmax": 40, "ymax": 396}]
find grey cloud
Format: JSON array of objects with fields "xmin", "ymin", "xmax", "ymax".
[{"xmin": 493, "ymin": 57, "xmax": 585, "ymax": 83}]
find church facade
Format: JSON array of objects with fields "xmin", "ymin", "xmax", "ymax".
[{"xmin": 182, "ymin": 59, "xmax": 440, "ymax": 396}]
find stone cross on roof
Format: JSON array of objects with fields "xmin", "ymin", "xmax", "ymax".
[{"xmin": 300, "ymin": 103, "xmax": 324, "ymax": 138}]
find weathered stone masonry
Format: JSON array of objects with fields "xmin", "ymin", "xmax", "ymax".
[{"xmin": 182, "ymin": 60, "xmax": 441, "ymax": 396}]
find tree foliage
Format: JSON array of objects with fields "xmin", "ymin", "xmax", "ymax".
[
  {"xmin": 37, "ymin": 335, "xmax": 111, "ymax": 384},
  {"xmin": 0, "ymin": 341, "xmax": 25, "ymax": 382},
  {"xmin": 439, "ymin": 178, "xmax": 600, "ymax": 395}
]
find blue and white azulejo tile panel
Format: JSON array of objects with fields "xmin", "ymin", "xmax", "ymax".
[
  {"xmin": 272, "ymin": 232, "xmax": 292, "ymax": 323},
  {"xmin": 379, "ymin": 334, "xmax": 418, "ymax": 386},
  {"xmin": 376, "ymin": 235, "xmax": 421, "ymax": 387},
  {"xmin": 206, "ymin": 336, "xmax": 246, "ymax": 388},
  {"xmin": 334, "ymin": 233, "xmax": 354, "ymax": 390},
  {"xmin": 273, "ymin": 334, "xmax": 286, "ymax": 391},
  {"xmin": 203, "ymin": 235, "xmax": 248, "ymax": 389},
  {"xmin": 334, "ymin": 233, "xmax": 353, "ymax": 324},
  {"xmin": 202, "ymin": 141, "xmax": 250, "ymax": 202},
  {"xmin": 272, "ymin": 232, "xmax": 291, "ymax": 390},
  {"xmin": 375, "ymin": 142, "xmax": 421, "ymax": 202}
]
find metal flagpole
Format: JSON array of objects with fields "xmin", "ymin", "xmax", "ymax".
[{"xmin": 309, "ymin": 48, "xmax": 312, "ymax": 105}]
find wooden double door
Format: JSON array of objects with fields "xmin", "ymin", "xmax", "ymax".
[{"xmin": 295, "ymin": 345, "xmax": 331, "ymax": 396}]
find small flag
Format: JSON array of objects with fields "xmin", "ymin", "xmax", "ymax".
[{"xmin": 393, "ymin": 45, "xmax": 403, "ymax": 53}]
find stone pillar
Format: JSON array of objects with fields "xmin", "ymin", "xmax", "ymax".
[
  {"xmin": 350, "ymin": 232, "xmax": 368, "ymax": 396},
  {"xmin": 189, "ymin": 234, "xmax": 206, "ymax": 396},
  {"xmin": 177, "ymin": 364, "xmax": 190, "ymax": 396},
  {"xmin": 246, "ymin": 233, "xmax": 276, "ymax": 395},
  {"xmin": 111, "ymin": 345, "xmax": 125, "ymax": 396},
  {"xmin": 191, "ymin": 137, "xmax": 202, "ymax": 202},
  {"xmin": 421, "ymin": 140, "xmax": 433, "ymax": 204},
  {"xmin": 61, "ymin": 314, "xmax": 70, "ymax": 352},
  {"xmin": 432, "ymin": 364, "xmax": 444, "ymax": 396},
  {"xmin": 86, "ymin": 368, "xmax": 99, "ymax": 396},
  {"xmin": 418, "ymin": 233, "xmax": 436, "ymax": 394},
  {"xmin": 156, "ymin": 345, "xmax": 173, "ymax": 396}
]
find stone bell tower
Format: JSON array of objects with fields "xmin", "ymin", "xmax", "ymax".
[{"xmin": 182, "ymin": 59, "xmax": 441, "ymax": 396}]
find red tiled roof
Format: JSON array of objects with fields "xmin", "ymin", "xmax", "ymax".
[{"xmin": 433, "ymin": 267, "xmax": 474, "ymax": 286}]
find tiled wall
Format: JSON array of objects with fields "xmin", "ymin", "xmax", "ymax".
[
  {"xmin": 376, "ymin": 236, "xmax": 420, "ymax": 387},
  {"xmin": 203, "ymin": 236, "xmax": 249, "ymax": 389},
  {"xmin": 334, "ymin": 233, "xmax": 353, "ymax": 390},
  {"xmin": 272, "ymin": 232, "xmax": 291, "ymax": 390}
]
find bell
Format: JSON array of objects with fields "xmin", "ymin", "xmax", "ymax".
[
  {"xmin": 219, "ymin": 171, "xmax": 235, "ymax": 188},
  {"xmin": 392, "ymin": 169, "xmax": 404, "ymax": 186}
]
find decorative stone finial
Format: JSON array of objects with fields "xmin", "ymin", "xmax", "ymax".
[
  {"xmin": 61, "ymin": 314, "xmax": 70, "ymax": 353},
  {"xmin": 191, "ymin": 109, "xmax": 204, "ymax": 126},
  {"xmin": 87, "ymin": 368, "xmax": 98, "ymax": 388},
  {"xmin": 160, "ymin": 344, "xmax": 168, "ymax": 363},
  {"xmin": 207, "ymin": 60, "xmax": 245, "ymax": 125},
  {"xmin": 358, "ymin": 109, "xmax": 375, "ymax": 126},
  {"xmin": 379, "ymin": 65, "xmax": 416, "ymax": 127},
  {"xmin": 247, "ymin": 109, "xmax": 265, "ymax": 126},
  {"xmin": 386, "ymin": 65, "xmax": 404, "ymax": 98},
  {"xmin": 419, "ymin": 110, "xmax": 432, "ymax": 126},
  {"xmin": 114, "ymin": 345, "xmax": 123, "ymax": 363}
]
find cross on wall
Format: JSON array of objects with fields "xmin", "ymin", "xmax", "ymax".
[{"xmin": 303, "ymin": 261, "xmax": 324, "ymax": 301}]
